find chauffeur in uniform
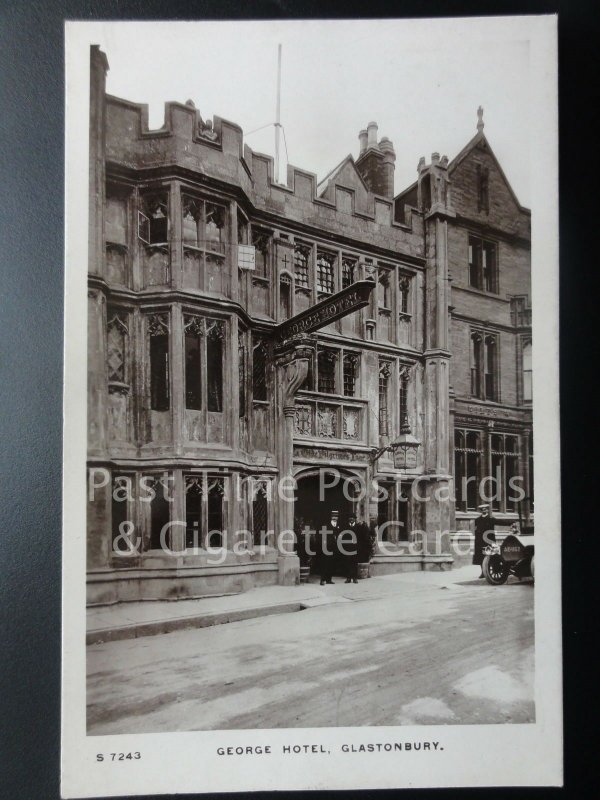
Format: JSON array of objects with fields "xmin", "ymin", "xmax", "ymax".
[{"xmin": 473, "ymin": 504, "xmax": 497, "ymax": 578}]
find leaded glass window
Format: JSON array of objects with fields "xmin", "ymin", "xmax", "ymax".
[
  {"xmin": 317, "ymin": 252, "xmax": 335, "ymax": 294},
  {"xmin": 294, "ymin": 245, "xmax": 310, "ymax": 288}
]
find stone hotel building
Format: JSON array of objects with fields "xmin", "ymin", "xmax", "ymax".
[{"xmin": 86, "ymin": 46, "xmax": 533, "ymax": 605}]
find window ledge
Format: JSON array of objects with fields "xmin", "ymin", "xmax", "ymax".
[{"xmin": 454, "ymin": 284, "xmax": 508, "ymax": 302}]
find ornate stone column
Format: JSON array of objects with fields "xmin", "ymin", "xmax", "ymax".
[{"xmin": 274, "ymin": 334, "xmax": 315, "ymax": 585}]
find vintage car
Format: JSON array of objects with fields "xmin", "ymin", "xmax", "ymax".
[{"xmin": 482, "ymin": 527, "xmax": 535, "ymax": 585}]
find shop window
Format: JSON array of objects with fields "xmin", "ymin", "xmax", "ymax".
[
  {"xmin": 148, "ymin": 314, "xmax": 170, "ymax": 412},
  {"xmin": 316, "ymin": 252, "xmax": 335, "ymax": 295},
  {"xmin": 454, "ymin": 429, "xmax": 483, "ymax": 512},
  {"xmin": 491, "ymin": 433, "xmax": 520, "ymax": 513}
]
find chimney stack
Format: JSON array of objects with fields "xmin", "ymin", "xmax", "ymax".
[
  {"xmin": 356, "ymin": 122, "xmax": 396, "ymax": 198},
  {"xmin": 367, "ymin": 121, "xmax": 378, "ymax": 148},
  {"xmin": 358, "ymin": 129, "xmax": 368, "ymax": 155}
]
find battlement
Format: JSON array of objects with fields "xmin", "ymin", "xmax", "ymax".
[{"xmin": 102, "ymin": 90, "xmax": 424, "ymax": 258}]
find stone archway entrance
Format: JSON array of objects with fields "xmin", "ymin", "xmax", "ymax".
[{"xmin": 295, "ymin": 470, "xmax": 361, "ymax": 577}]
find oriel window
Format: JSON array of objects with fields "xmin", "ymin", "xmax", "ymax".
[
  {"xmin": 183, "ymin": 315, "xmax": 225, "ymax": 413},
  {"xmin": 399, "ymin": 366, "xmax": 409, "ymax": 428},
  {"xmin": 252, "ymin": 481, "xmax": 269, "ymax": 547},
  {"xmin": 184, "ymin": 316, "xmax": 203, "ymax": 411},
  {"xmin": 148, "ymin": 314, "xmax": 170, "ymax": 412},
  {"xmin": 238, "ymin": 330, "xmax": 246, "ymax": 417},
  {"xmin": 185, "ymin": 477, "xmax": 203, "ymax": 550},
  {"xmin": 140, "ymin": 194, "xmax": 168, "ymax": 245},
  {"xmin": 252, "ymin": 338, "xmax": 268, "ymax": 402},
  {"xmin": 148, "ymin": 475, "xmax": 171, "ymax": 551},
  {"xmin": 107, "ymin": 308, "xmax": 129, "ymax": 388},
  {"xmin": 206, "ymin": 320, "xmax": 224, "ymax": 412},
  {"xmin": 207, "ymin": 478, "xmax": 225, "ymax": 548}
]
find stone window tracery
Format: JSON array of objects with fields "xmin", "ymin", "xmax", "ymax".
[
  {"xmin": 316, "ymin": 252, "xmax": 335, "ymax": 295},
  {"xmin": 294, "ymin": 244, "xmax": 311, "ymax": 288}
]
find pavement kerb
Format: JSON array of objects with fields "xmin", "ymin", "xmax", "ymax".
[{"xmin": 86, "ymin": 566, "xmax": 481, "ymax": 645}]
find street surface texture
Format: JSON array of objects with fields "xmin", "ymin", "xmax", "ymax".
[{"xmin": 87, "ymin": 570, "xmax": 534, "ymax": 733}]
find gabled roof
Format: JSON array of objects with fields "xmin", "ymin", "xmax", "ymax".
[
  {"xmin": 317, "ymin": 154, "xmax": 370, "ymax": 197},
  {"xmin": 394, "ymin": 129, "xmax": 530, "ymax": 215},
  {"xmin": 448, "ymin": 131, "xmax": 530, "ymax": 214}
]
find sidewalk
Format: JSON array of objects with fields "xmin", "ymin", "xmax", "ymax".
[{"xmin": 86, "ymin": 564, "xmax": 480, "ymax": 645}]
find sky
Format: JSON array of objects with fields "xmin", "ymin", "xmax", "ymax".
[{"xmin": 95, "ymin": 19, "xmax": 531, "ymax": 206}]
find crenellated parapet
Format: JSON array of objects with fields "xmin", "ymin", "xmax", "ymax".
[{"xmin": 104, "ymin": 94, "xmax": 424, "ymax": 259}]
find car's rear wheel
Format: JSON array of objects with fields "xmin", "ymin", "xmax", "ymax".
[
  {"xmin": 483, "ymin": 554, "xmax": 510, "ymax": 585},
  {"xmin": 530, "ymin": 556, "xmax": 535, "ymax": 580}
]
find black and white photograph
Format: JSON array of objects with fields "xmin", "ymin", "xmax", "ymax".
[{"xmin": 61, "ymin": 16, "xmax": 561, "ymax": 796}]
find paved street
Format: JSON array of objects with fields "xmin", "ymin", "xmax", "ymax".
[{"xmin": 87, "ymin": 570, "xmax": 534, "ymax": 734}]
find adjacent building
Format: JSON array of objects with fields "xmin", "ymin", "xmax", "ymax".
[{"xmin": 86, "ymin": 46, "xmax": 532, "ymax": 605}]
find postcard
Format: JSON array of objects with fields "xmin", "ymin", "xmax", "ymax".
[{"xmin": 62, "ymin": 16, "xmax": 561, "ymax": 796}]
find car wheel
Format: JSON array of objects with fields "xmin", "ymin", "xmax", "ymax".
[
  {"xmin": 530, "ymin": 556, "xmax": 535, "ymax": 580},
  {"xmin": 483, "ymin": 554, "xmax": 510, "ymax": 585}
]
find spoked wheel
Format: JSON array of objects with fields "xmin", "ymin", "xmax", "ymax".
[{"xmin": 482, "ymin": 554, "xmax": 510, "ymax": 585}]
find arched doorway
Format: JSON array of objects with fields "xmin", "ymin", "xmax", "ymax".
[{"xmin": 294, "ymin": 469, "xmax": 361, "ymax": 577}]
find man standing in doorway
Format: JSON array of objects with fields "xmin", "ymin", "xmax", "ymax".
[
  {"xmin": 343, "ymin": 513, "xmax": 359, "ymax": 584},
  {"xmin": 319, "ymin": 511, "xmax": 339, "ymax": 585},
  {"xmin": 473, "ymin": 504, "xmax": 497, "ymax": 578}
]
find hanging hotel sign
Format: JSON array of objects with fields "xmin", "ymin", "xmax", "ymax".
[{"xmin": 273, "ymin": 279, "xmax": 375, "ymax": 343}]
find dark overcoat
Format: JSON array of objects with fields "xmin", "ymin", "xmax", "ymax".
[{"xmin": 472, "ymin": 514, "xmax": 496, "ymax": 566}]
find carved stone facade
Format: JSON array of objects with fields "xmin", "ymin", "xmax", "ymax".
[{"xmin": 86, "ymin": 47, "xmax": 532, "ymax": 603}]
